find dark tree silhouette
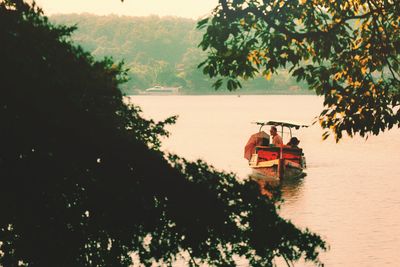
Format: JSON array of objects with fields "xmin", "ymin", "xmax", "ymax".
[
  {"xmin": 198, "ymin": 0, "xmax": 400, "ymax": 140},
  {"xmin": 0, "ymin": 1, "xmax": 325, "ymax": 266}
]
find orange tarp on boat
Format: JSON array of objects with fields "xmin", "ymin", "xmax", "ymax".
[
  {"xmin": 244, "ymin": 131, "xmax": 270, "ymax": 160},
  {"xmin": 257, "ymin": 150, "xmax": 279, "ymax": 161}
]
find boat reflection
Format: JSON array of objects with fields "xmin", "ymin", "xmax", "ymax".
[
  {"xmin": 249, "ymin": 173, "xmax": 306, "ymax": 201},
  {"xmin": 278, "ymin": 173, "xmax": 306, "ymax": 201}
]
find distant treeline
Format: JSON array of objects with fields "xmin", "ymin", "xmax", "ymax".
[{"xmin": 51, "ymin": 14, "xmax": 312, "ymax": 95}]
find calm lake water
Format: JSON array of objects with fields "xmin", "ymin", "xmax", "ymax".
[{"xmin": 128, "ymin": 95, "xmax": 400, "ymax": 266}]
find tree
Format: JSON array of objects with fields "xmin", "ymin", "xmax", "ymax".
[
  {"xmin": 0, "ymin": 1, "xmax": 326, "ymax": 266},
  {"xmin": 198, "ymin": 0, "xmax": 400, "ymax": 140}
]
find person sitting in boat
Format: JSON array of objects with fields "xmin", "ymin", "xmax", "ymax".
[
  {"xmin": 270, "ymin": 126, "xmax": 283, "ymax": 146},
  {"xmin": 286, "ymin": 137, "xmax": 300, "ymax": 148}
]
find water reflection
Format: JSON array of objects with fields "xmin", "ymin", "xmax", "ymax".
[
  {"xmin": 249, "ymin": 174, "xmax": 306, "ymax": 202},
  {"xmin": 279, "ymin": 174, "xmax": 306, "ymax": 201}
]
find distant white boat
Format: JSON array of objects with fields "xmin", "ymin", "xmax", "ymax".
[{"xmin": 139, "ymin": 85, "xmax": 181, "ymax": 95}]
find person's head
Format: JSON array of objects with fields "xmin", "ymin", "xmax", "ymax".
[
  {"xmin": 270, "ymin": 126, "xmax": 278, "ymax": 136},
  {"xmin": 287, "ymin": 137, "xmax": 300, "ymax": 147}
]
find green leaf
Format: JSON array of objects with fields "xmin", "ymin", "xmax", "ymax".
[{"xmin": 196, "ymin": 17, "xmax": 209, "ymax": 29}]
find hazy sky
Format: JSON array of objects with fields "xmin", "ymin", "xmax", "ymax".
[{"xmin": 34, "ymin": 0, "xmax": 219, "ymax": 19}]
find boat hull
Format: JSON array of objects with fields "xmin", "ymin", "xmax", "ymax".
[
  {"xmin": 139, "ymin": 86, "xmax": 180, "ymax": 95},
  {"xmin": 249, "ymin": 156, "xmax": 305, "ymax": 182}
]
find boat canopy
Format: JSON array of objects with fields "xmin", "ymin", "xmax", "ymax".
[{"xmin": 254, "ymin": 121, "xmax": 308, "ymax": 130}]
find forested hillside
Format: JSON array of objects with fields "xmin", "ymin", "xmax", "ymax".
[{"xmin": 51, "ymin": 14, "xmax": 311, "ymax": 94}]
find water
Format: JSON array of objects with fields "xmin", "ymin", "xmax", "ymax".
[{"xmin": 128, "ymin": 95, "xmax": 400, "ymax": 266}]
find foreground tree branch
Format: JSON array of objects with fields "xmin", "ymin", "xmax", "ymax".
[{"xmin": 199, "ymin": 0, "xmax": 400, "ymax": 141}]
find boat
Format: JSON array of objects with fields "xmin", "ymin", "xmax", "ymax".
[
  {"xmin": 139, "ymin": 85, "xmax": 181, "ymax": 95},
  {"xmin": 245, "ymin": 121, "xmax": 308, "ymax": 182}
]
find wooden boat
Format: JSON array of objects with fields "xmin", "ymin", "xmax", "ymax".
[{"xmin": 246, "ymin": 121, "xmax": 308, "ymax": 182}]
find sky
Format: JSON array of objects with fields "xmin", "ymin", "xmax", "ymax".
[{"xmin": 34, "ymin": 0, "xmax": 219, "ymax": 19}]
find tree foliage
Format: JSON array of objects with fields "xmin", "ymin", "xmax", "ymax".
[
  {"xmin": 51, "ymin": 13, "xmax": 311, "ymax": 94},
  {"xmin": 198, "ymin": 0, "xmax": 400, "ymax": 140},
  {"xmin": 51, "ymin": 14, "xmax": 210, "ymax": 92},
  {"xmin": 0, "ymin": 1, "xmax": 327, "ymax": 266}
]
